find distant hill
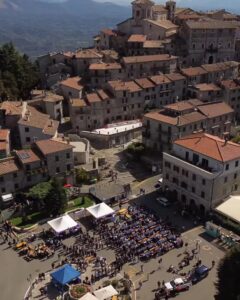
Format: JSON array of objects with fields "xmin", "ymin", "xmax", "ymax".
[{"xmin": 0, "ymin": 0, "xmax": 130, "ymax": 57}]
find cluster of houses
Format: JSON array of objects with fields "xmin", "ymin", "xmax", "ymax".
[{"xmin": 1, "ymin": 0, "xmax": 240, "ymax": 224}]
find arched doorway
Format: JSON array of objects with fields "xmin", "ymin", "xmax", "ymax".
[{"xmin": 208, "ymin": 56, "xmax": 214, "ymax": 64}]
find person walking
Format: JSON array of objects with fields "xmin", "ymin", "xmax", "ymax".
[
  {"xmin": 140, "ymin": 264, "xmax": 144, "ymax": 273},
  {"xmin": 157, "ymin": 281, "xmax": 161, "ymax": 289}
]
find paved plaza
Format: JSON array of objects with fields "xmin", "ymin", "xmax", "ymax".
[{"xmin": 0, "ymin": 192, "xmax": 225, "ymax": 300}]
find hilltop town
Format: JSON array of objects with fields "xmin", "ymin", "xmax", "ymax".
[{"xmin": 0, "ymin": 1, "xmax": 240, "ymax": 300}]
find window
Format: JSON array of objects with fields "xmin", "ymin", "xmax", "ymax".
[
  {"xmin": 27, "ymin": 176, "xmax": 31, "ymax": 182},
  {"xmin": 224, "ymin": 177, "xmax": 228, "ymax": 183},
  {"xmin": 182, "ymin": 169, "xmax": 188, "ymax": 177},
  {"xmin": 234, "ymin": 173, "xmax": 237, "ymax": 179},
  {"xmin": 138, "ymin": 104, "xmax": 141, "ymax": 108},
  {"xmin": 1, "ymin": 187, "xmax": 6, "ymax": 193},
  {"xmin": 26, "ymin": 137, "xmax": 31, "ymax": 143},
  {"xmin": 123, "ymin": 107, "xmax": 127, "ymax": 112},
  {"xmin": 107, "ymin": 109, "xmax": 111, "ymax": 114},
  {"xmin": 26, "ymin": 165, "xmax": 30, "ymax": 171},
  {"xmin": 181, "ymin": 182, "xmax": 188, "ymax": 189},
  {"xmin": 235, "ymin": 161, "xmax": 239, "ymax": 167},
  {"xmin": 225, "ymin": 164, "xmax": 229, "ymax": 170},
  {"xmin": 14, "ymin": 183, "xmax": 19, "ymax": 189},
  {"xmin": 173, "ymin": 165, "xmax": 179, "ymax": 173},
  {"xmin": 67, "ymin": 164, "xmax": 71, "ymax": 171},
  {"xmin": 166, "ymin": 173, "xmax": 169, "ymax": 180},
  {"xmin": 201, "ymin": 191, "xmax": 205, "ymax": 199},
  {"xmin": 55, "ymin": 155, "xmax": 59, "ymax": 162},
  {"xmin": 0, "ymin": 177, "xmax": 4, "ymax": 183},
  {"xmin": 192, "ymin": 174, "xmax": 196, "ymax": 181},
  {"xmin": 25, "ymin": 127, "xmax": 29, "ymax": 132},
  {"xmin": 192, "ymin": 187, "xmax": 195, "ymax": 193},
  {"xmin": 202, "ymin": 179, "xmax": 206, "ymax": 185},
  {"xmin": 165, "ymin": 161, "xmax": 171, "ymax": 168},
  {"xmin": 66, "ymin": 153, "xmax": 70, "ymax": 159},
  {"xmin": 13, "ymin": 173, "xmax": 17, "ymax": 178},
  {"xmin": 56, "ymin": 167, "xmax": 60, "ymax": 173}
]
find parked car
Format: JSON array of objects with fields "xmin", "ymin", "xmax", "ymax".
[
  {"xmin": 156, "ymin": 197, "xmax": 170, "ymax": 207},
  {"xmin": 191, "ymin": 265, "xmax": 209, "ymax": 284}
]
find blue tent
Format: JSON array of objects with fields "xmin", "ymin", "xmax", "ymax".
[{"xmin": 51, "ymin": 264, "xmax": 80, "ymax": 286}]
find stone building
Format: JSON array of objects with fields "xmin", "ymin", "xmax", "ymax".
[
  {"xmin": 0, "ymin": 130, "xmax": 10, "ymax": 159},
  {"xmin": 0, "ymin": 139, "xmax": 74, "ymax": 196},
  {"xmin": 143, "ymin": 100, "xmax": 233, "ymax": 152},
  {"xmin": 0, "ymin": 101, "xmax": 59, "ymax": 148},
  {"xmin": 162, "ymin": 133, "xmax": 240, "ymax": 212},
  {"xmin": 179, "ymin": 20, "xmax": 238, "ymax": 66}
]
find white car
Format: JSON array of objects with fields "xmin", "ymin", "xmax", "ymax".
[{"xmin": 156, "ymin": 197, "xmax": 170, "ymax": 207}]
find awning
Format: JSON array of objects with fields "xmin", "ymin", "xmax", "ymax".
[
  {"xmin": 51, "ymin": 264, "xmax": 80, "ymax": 286},
  {"xmin": 93, "ymin": 285, "xmax": 118, "ymax": 300},
  {"xmin": 48, "ymin": 214, "xmax": 78, "ymax": 233},
  {"xmin": 2, "ymin": 193, "xmax": 13, "ymax": 202},
  {"xmin": 86, "ymin": 203, "xmax": 115, "ymax": 219},
  {"xmin": 64, "ymin": 184, "xmax": 73, "ymax": 188},
  {"xmin": 215, "ymin": 195, "xmax": 240, "ymax": 224}
]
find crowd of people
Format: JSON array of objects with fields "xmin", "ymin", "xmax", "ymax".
[{"xmin": 95, "ymin": 204, "xmax": 183, "ymax": 263}]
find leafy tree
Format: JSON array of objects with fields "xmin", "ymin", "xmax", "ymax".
[
  {"xmin": 27, "ymin": 181, "xmax": 52, "ymax": 202},
  {"xmin": 0, "ymin": 43, "xmax": 39, "ymax": 101},
  {"xmin": 127, "ymin": 142, "xmax": 145, "ymax": 160},
  {"xmin": 44, "ymin": 178, "xmax": 67, "ymax": 217},
  {"xmin": 76, "ymin": 168, "xmax": 89, "ymax": 184},
  {"xmin": 215, "ymin": 245, "xmax": 240, "ymax": 300}
]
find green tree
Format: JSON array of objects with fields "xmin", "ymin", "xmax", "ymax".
[
  {"xmin": 215, "ymin": 245, "xmax": 240, "ymax": 300},
  {"xmin": 0, "ymin": 43, "xmax": 39, "ymax": 101},
  {"xmin": 44, "ymin": 178, "xmax": 67, "ymax": 217},
  {"xmin": 76, "ymin": 168, "xmax": 89, "ymax": 184},
  {"xmin": 27, "ymin": 181, "xmax": 52, "ymax": 202}
]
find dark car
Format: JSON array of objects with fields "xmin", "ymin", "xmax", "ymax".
[{"xmin": 191, "ymin": 265, "xmax": 209, "ymax": 284}]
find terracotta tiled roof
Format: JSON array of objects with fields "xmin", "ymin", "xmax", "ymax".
[
  {"xmin": 202, "ymin": 61, "xmax": 239, "ymax": 73},
  {"xmin": 174, "ymin": 133, "xmax": 240, "ymax": 162},
  {"xmin": 16, "ymin": 149, "xmax": 40, "ymax": 164},
  {"xmin": 60, "ymin": 76, "xmax": 83, "ymax": 91},
  {"xmin": 123, "ymin": 54, "xmax": 177, "ymax": 64},
  {"xmin": 132, "ymin": 0, "xmax": 154, "ymax": 5},
  {"xmin": 149, "ymin": 75, "xmax": 171, "ymax": 85},
  {"xmin": 0, "ymin": 158, "xmax": 19, "ymax": 176},
  {"xmin": 164, "ymin": 99, "xmax": 203, "ymax": 112},
  {"xmin": 0, "ymin": 101, "xmax": 24, "ymax": 116},
  {"xmin": 152, "ymin": 4, "xmax": 167, "ymax": 13},
  {"xmin": 0, "ymin": 129, "xmax": 9, "ymax": 141},
  {"xmin": 145, "ymin": 110, "xmax": 206, "ymax": 126},
  {"xmin": 165, "ymin": 73, "xmax": 186, "ymax": 81},
  {"xmin": 176, "ymin": 14, "xmax": 201, "ymax": 20},
  {"xmin": 197, "ymin": 102, "xmax": 233, "ymax": 118},
  {"xmin": 108, "ymin": 80, "xmax": 142, "ymax": 93},
  {"xmin": 143, "ymin": 40, "xmax": 164, "ymax": 48},
  {"xmin": 43, "ymin": 93, "xmax": 64, "ymax": 103},
  {"xmin": 180, "ymin": 67, "xmax": 207, "ymax": 77},
  {"xmin": 43, "ymin": 119, "xmax": 59, "ymax": 136},
  {"xmin": 86, "ymin": 93, "xmax": 102, "ymax": 103},
  {"xmin": 74, "ymin": 49, "xmax": 102, "ymax": 59},
  {"xmin": 71, "ymin": 99, "xmax": 87, "ymax": 108},
  {"xmin": 186, "ymin": 20, "xmax": 238, "ymax": 29},
  {"xmin": 89, "ymin": 62, "xmax": 121, "ymax": 70},
  {"xmin": 194, "ymin": 83, "xmax": 221, "ymax": 92},
  {"xmin": 128, "ymin": 34, "xmax": 147, "ymax": 43},
  {"xmin": 101, "ymin": 28, "xmax": 117, "ymax": 36},
  {"xmin": 135, "ymin": 78, "xmax": 155, "ymax": 89},
  {"xmin": 221, "ymin": 79, "xmax": 240, "ymax": 90},
  {"xmin": 35, "ymin": 139, "xmax": 73, "ymax": 156},
  {"xmin": 97, "ymin": 89, "xmax": 110, "ymax": 101},
  {"xmin": 145, "ymin": 19, "xmax": 178, "ymax": 29}
]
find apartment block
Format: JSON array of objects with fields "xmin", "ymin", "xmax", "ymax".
[{"xmin": 162, "ymin": 133, "xmax": 240, "ymax": 212}]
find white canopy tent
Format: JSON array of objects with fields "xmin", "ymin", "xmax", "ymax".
[
  {"xmin": 47, "ymin": 214, "xmax": 78, "ymax": 233},
  {"xmin": 86, "ymin": 203, "xmax": 115, "ymax": 220},
  {"xmin": 93, "ymin": 285, "xmax": 118, "ymax": 300},
  {"xmin": 79, "ymin": 292, "xmax": 98, "ymax": 300}
]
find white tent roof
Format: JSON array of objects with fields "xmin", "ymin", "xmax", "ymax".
[
  {"xmin": 2, "ymin": 193, "xmax": 13, "ymax": 202},
  {"xmin": 94, "ymin": 285, "xmax": 118, "ymax": 300},
  {"xmin": 215, "ymin": 195, "xmax": 240, "ymax": 224},
  {"xmin": 47, "ymin": 214, "xmax": 78, "ymax": 233},
  {"xmin": 86, "ymin": 203, "xmax": 115, "ymax": 219},
  {"xmin": 79, "ymin": 292, "xmax": 98, "ymax": 300}
]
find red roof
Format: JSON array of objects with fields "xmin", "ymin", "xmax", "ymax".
[{"xmin": 175, "ymin": 133, "xmax": 240, "ymax": 162}]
